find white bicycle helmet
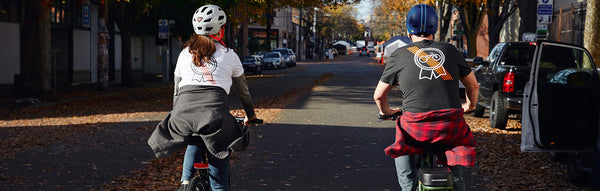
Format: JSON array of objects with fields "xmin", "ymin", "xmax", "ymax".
[{"xmin": 192, "ymin": 5, "xmax": 227, "ymax": 35}]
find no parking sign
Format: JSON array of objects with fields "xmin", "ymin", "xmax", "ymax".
[
  {"xmin": 158, "ymin": 20, "xmax": 169, "ymax": 39},
  {"xmin": 537, "ymin": 0, "xmax": 553, "ymax": 24}
]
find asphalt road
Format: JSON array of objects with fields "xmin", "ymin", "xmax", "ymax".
[
  {"xmin": 0, "ymin": 54, "xmax": 487, "ymax": 191},
  {"xmin": 230, "ymin": 55, "xmax": 486, "ymax": 191}
]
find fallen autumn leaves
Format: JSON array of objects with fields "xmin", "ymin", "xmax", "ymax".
[{"xmin": 0, "ymin": 73, "xmax": 583, "ymax": 190}]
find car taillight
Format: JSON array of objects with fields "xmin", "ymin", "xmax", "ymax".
[{"xmin": 503, "ymin": 72, "xmax": 515, "ymax": 93}]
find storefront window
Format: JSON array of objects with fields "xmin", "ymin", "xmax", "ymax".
[
  {"xmin": 0, "ymin": 0, "xmax": 18, "ymax": 22},
  {"xmin": 51, "ymin": 0, "xmax": 72, "ymax": 24}
]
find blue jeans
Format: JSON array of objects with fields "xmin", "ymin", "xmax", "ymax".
[
  {"xmin": 395, "ymin": 155, "xmax": 417, "ymax": 191},
  {"xmin": 182, "ymin": 144, "xmax": 230, "ymax": 191},
  {"xmin": 394, "ymin": 155, "xmax": 466, "ymax": 191}
]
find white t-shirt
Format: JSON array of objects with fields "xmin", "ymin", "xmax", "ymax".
[{"xmin": 174, "ymin": 45, "xmax": 244, "ymax": 94}]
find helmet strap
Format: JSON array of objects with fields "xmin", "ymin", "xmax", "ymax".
[{"xmin": 209, "ymin": 35, "xmax": 225, "ymax": 47}]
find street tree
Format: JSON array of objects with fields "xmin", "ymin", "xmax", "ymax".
[
  {"xmin": 584, "ymin": 0, "xmax": 600, "ymax": 67},
  {"xmin": 437, "ymin": 0, "xmax": 454, "ymax": 42},
  {"xmin": 109, "ymin": 0, "xmax": 154, "ymax": 86},
  {"xmin": 21, "ymin": 0, "xmax": 51, "ymax": 95},
  {"xmin": 372, "ymin": 0, "xmax": 411, "ymax": 39},
  {"xmin": 517, "ymin": 0, "xmax": 537, "ymax": 38},
  {"xmin": 455, "ymin": 0, "xmax": 486, "ymax": 57},
  {"xmin": 487, "ymin": 0, "xmax": 517, "ymax": 52}
]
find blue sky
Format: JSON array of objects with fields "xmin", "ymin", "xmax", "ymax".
[{"xmin": 355, "ymin": 0, "xmax": 373, "ymax": 21}]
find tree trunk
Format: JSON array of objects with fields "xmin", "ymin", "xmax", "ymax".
[
  {"xmin": 97, "ymin": 1, "xmax": 109, "ymax": 90},
  {"xmin": 438, "ymin": 0, "xmax": 453, "ymax": 42},
  {"xmin": 487, "ymin": 0, "xmax": 517, "ymax": 52},
  {"xmin": 466, "ymin": 30, "xmax": 478, "ymax": 57},
  {"xmin": 120, "ymin": 28, "xmax": 133, "ymax": 86},
  {"xmin": 265, "ymin": 5, "xmax": 273, "ymax": 50},
  {"xmin": 584, "ymin": 0, "xmax": 600, "ymax": 68},
  {"xmin": 457, "ymin": 2, "xmax": 486, "ymax": 58},
  {"xmin": 22, "ymin": 0, "xmax": 51, "ymax": 95},
  {"xmin": 518, "ymin": 0, "xmax": 537, "ymax": 37}
]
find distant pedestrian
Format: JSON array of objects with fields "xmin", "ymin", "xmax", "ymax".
[
  {"xmin": 147, "ymin": 4, "xmax": 257, "ymax": 191},
  {"xmin": 373, "ymin": 4, "xmax": 479, "ymax": 191}
]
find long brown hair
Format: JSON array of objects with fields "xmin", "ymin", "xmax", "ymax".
[{"xmin": 184, "ymin": 35, "xmax": 216, "ymax": 67}]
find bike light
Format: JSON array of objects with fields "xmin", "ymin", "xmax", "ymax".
[
  {"xmin": 503, "ymin": 72, "xmax": 515, "ymax": 93},
  {"xmin": 194, "ymin": 163, "xmax": 209, "ymax": 169}
]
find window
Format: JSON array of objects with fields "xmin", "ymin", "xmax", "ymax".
[
  {"xmin": 51, "ymin": 0, "xmax": 72, "ymax": 25},
  {"xmin": 0, "ymin": 0, "xmax": 18, "ymax": 22},
  {"xmin": 540, "ymin": 45, "xmax": 596, "ymax": 85}
]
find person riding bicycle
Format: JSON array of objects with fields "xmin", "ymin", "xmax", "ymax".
[
  {"xmin": 373, "ymin": 4, "xmax": 479, "ymax": 191},
  {"xmin": 147, "ymin": 4, "xmax": 257, "ymax": 191}
]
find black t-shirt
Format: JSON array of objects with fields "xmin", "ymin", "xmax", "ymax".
[{"xmin": 379, "ymin": 40, "xmax": 472, "ymax": 113}]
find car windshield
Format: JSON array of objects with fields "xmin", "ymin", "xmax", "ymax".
[
  {"xmin": 274, "ymin": 50, "xmax": 289, "ymax": 55},
  {"xmin": 241, "ymin": 57, "xmax": 255, "ymax": 62},
  {"xmin": 265, "ymin": 53, "xmax": 279, "ymax": 58}
]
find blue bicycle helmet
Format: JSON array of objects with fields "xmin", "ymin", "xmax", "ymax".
[{"xmin": 406, "ymin": 4, "xmax": 438, "ymax": 35}]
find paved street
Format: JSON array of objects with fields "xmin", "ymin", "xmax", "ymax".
[
  {"xmin": 5, "ymin": 54, "xmax": 567, "ymax": 191},
  {"xmin": 231, "ymin": 55, "xmax": 485, "ymax": 191}
]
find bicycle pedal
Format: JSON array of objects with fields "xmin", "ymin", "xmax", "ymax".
[
  {"xmin": 418, "ymin": 167, "xmax": 453, "ymax": 187},
  {"xmin": 193, "ymin": 163, "xmax": 209, "ymax": 169}
]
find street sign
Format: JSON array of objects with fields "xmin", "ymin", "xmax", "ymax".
[
  {"xmin": 537, "ymin": 0, "xmax": 553, "ymax": 24},
  {"xmin": 158, "ymin": 19, "xmax": 169, "ymax": 39},
  {"xmin": 454, "ymin": 30, "xmax": 465, "ymax": 35},
  {"xmin": 537, "ymin": 25, "xmax": 548, "ymax": 39}
]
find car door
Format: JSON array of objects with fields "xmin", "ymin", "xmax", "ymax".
[{"xmin": 521, "ymin": 41, "xmax": 600, "ymax": 152}]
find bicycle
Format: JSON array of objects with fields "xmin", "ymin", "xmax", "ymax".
[
  {"xmin": 378, "ymin": 112, "xmax": 454, "ymax": 191},
  {"xmin": 185, "ymin": 117, "xmax": 263, "ymax": 191}
]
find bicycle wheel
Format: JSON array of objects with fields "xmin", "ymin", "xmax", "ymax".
[{"xmin": 188, "ymin": 176, "xmax": 210, "ymax": 191}]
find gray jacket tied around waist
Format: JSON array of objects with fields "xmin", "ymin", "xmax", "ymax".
[{"xmin": 147, "ymin": 85, "xmax": 246, "ymax": 159}]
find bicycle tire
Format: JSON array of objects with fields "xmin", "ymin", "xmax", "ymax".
[{"xmin": 188, "ymin": 176, "xmax": 210, "ymax": 191}]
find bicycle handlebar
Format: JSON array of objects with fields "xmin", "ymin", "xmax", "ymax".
[
  {"xmin": 377, "ymin": 111, "xmax": 402, "ymax": 121},
  {"xmin": 235, "ymin": 117, "xmax": 264, "ymax": 126}
]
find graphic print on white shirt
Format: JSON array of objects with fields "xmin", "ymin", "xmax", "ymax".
[
  {"xmin": 191, "ymin": 57, "xmax": 217, "ymax": 84},
  {"xmin": 407, "ymin": 46, "xmax": 453, "ymax": 81}
]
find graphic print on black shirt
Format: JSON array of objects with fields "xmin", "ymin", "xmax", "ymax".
[
  {"xmin": 191, "ymin": 57, "xmax": 217, "ymax": 84},
  {"xmin": 407, "ymin": 46, "xmax": 453, "ymax": 81}
]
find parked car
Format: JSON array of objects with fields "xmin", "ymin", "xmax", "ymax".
[
  {"xmin": 367, "ymin": 46, "xmax": 376, "ymax": 54},
  {"xmin": 358, "ymin": 46, "xmax": 370, "ymax": 57},
  {"xmin": 350, "ymin": 46, "xmax": 358, "ymax": 54},
  {"xmin": 240, "ymin": 56, "xmax": 262, "ymax": 75},
  {"xmin": 261, "ymin": 52, "xmax": 285, "ymax": 69},
  {"xmin": 471, "ymin": 42, "xmax": 536, "ymax": 129},
  {"xmin": 272, "ymin": 48, "xmax": 296, "ymax": 67},
  {"xmin": 287, "ymin": 48, "xmax": 297, "ymax": 67},
  {"xmin": 520, "ymin": 40, "xmax": 599, "ymax": 186}
]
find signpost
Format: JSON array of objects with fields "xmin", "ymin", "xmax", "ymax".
[
  {"xmin": 537, "ymin": 0, "xmax": 553, "ymax": 39},
  {"xmin": 537, "ymin": 0, "xmax": 553, "ymax": 24},
  {"xmin": 158, "ymin": 20, "xmax": 169, "ymax": 39}
]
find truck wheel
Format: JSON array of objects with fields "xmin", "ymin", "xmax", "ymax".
[
  {"xmin": 490, "ymin": 91, "xmax": 508, "ymax": 129},
  {"xmin": 471, "ymin": 104, "xmax": 485, "ymax": 117}
]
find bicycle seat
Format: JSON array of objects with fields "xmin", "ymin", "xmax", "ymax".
[{"xmin": 418, "ymin": 166, "xmax": 453, "ymax": 188}]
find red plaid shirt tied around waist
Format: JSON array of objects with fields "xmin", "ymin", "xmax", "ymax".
[{"xmin": 384, "ymin": 108, "xmax": 476, "ymax": 167}]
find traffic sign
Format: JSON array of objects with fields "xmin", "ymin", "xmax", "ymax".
[
  {"xmin": 537, "ymin": 0, "xmax": 553, "ymax": 24},
  {"xmin": 158, "ymin": 19, "xmax": 169, "ymax": 39}
]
